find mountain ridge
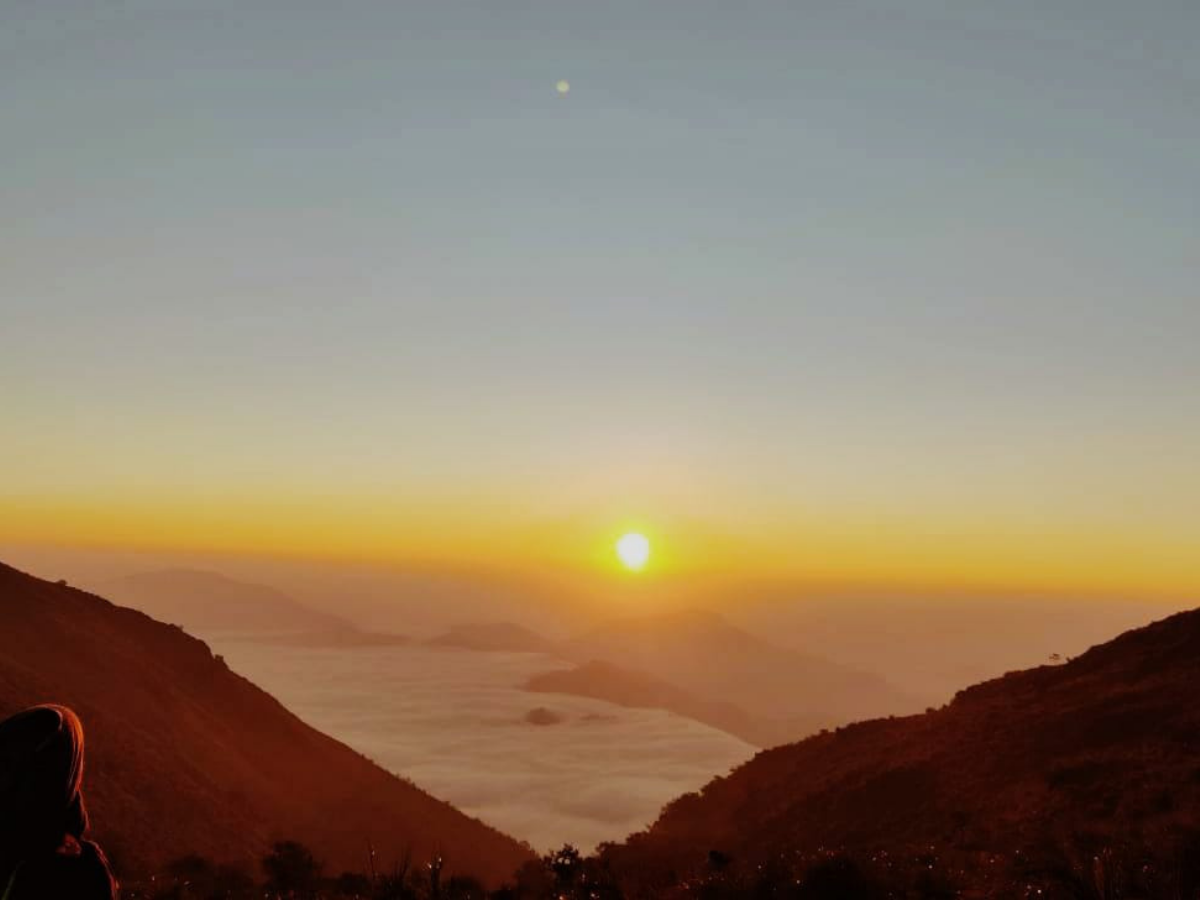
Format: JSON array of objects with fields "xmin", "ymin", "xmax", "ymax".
[
  {"xmin": 601, "ymin": 603, "xmax": 1200, "ymax": 889},
  {"xmin": 0, "ymin": 561, "xmax": 532, "ymax": 885}
]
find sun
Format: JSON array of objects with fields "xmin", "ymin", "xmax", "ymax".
[{"xmin": 615, "ymin": 532, "xmax": 651, "ymax": 571}]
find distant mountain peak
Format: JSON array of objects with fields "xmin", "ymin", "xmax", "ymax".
[
  {"xmin": 567, "ymin": 606, "xmax": 921, "ymax": 733},
  {"xmin": 97, "ymin": 567, "xmax": 360, "ymax": 637}
]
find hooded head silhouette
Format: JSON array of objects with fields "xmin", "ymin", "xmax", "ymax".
[
  {"xmin": 0, "ymin": 705, "xmax": 115, "ymax": 900},
  {"xmin": 0, "ymin": 705, "xmax": 88, "ymax": 849}
]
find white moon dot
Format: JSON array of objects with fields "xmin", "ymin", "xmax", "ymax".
[{"xmin": 556, "ymin": 80, "xmax": 570, "ymax": 95}]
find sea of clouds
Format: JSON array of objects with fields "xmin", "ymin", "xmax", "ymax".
[{"xmin": 213, "ymin": 641, "xmax": 754, "ymax": 852}]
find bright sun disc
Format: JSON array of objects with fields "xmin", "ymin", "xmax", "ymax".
[{"xmin": 616, "ymin": 532, "xmax": 651, "ymax": 571}]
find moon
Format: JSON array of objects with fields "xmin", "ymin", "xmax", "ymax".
[
  {"xmin": 556, "ymin": 79, "xmax": 570, "ymax": 96},
  {"xmin": 615, "ymin": 532, "xmax": 651, "ymax": 571}
]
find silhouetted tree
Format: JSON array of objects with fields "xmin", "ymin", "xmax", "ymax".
[
  {"xmin": 707, "ymin": 850, "xmax": 732, "ymax": 873},
  {"xmin": 151, "ymin": 855, "xmax": 255, "ymax": 900},
  {"xmin": 442, "ymin": 874, "xmax": 486, "ymax": 899},
  {"xmin": 334, "ymin": 871, "xmax": 371, "ymax": 897},
  {"xmin": 545, "ymin": 844, "xmax": 582, "ymax": 887},
  {"xmin": 262, "ymin": 841, "xmax": 322, "ymax": 898},
  {"xmin": 428, "ymin": 855, "xmax": 444, "ymax": 898},
  {"xmin": 796, "ymin": 856, "xmax": 883, "ymax": 900}
]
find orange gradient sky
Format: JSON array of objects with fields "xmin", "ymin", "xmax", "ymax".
[
  {"xmin": 2, "ymin": 468, "xmax": 1197, "ymax": 602},
  {"xmin": 3, "ymin": 2, "xmax": 1198, "ymax": 604}
]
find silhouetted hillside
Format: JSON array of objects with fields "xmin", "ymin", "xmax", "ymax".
[
  {"xmin": 526, "ymin": 660, "xmax": 808, "ymax": 748},
  {"xmin": 603, "ymin": 606, "xmax": 1200, "ymax": 890},
  {"xmin": 0, "ymin": 562, "xmax": 532, "ymax": 885},
  {"xmin": 567, "ymin": 609, "xmax": 921, "ymax": 740}
]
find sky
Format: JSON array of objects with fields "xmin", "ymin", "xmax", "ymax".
[{"xmin": 2, "ymin": 1, "xmax": 1198, "ymax": 600}]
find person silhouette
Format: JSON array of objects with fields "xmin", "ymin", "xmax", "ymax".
[{"xmin": 0, "ymin": 705, "xmax": 117, "ymax": 899}]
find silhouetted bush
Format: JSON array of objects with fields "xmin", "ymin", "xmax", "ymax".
[
  {"xmin": 263, "ymin": 841, "xmax": 323, "ymax": 898},
  {"xmin": 137, "ymin": 854, "xmax": 255, "ymax": 899},
  {"xmin": 796, "ymin": 856, "xmax": 883, "ymax": 900},
  {"xmin": 118, "ymin": 827, "xmax": 1200, "ymax": 900}
]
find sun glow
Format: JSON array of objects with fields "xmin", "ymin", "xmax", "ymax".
[{"xmin": 615, "ymin": 532, "xmax": 651, "ymax": 571}]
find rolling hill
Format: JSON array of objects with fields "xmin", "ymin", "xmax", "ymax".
[
  {"xmin": 432, "ymin": 612, "xmax": 916, "ymax": 747},
  {"xmin": 525, "ymin": 660, "xmax": 810, "ymax": 748},
  {"xmin": 603, "ymin": 605, "xmax": 1200, "ymax": 891},
  {"xmin": 566, "ymin": 609, "xmax": 921, "ymax": 738},
  {"xmin": 0, "ymin": 562, "xmax": 531, "ymax": 885},
  {"xmin": 428, "ymin": 622, "xmax": 559, "ymax": 655}
]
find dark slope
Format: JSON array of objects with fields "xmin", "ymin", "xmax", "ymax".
[
  {"xmin": 0, "ymin": 563, "xmax": 531, "ymax": 885},
  {"xmin": 605, "ymin": 606, "xmax": 1200, "ymax": 880}
]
